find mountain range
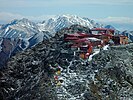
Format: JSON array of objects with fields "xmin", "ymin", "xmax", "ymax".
[{"xmin": 0, "ymin": 14, "xmax": 132, "ymax": 68}]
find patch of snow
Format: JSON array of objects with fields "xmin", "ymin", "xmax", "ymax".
[
  {"xmin": 5, "ymin": 27, "xmax": 9, "ymax": 33},
  {"xmin": 88, "ymin": 49, "xmax": 100, "ymax": 61},
  {"xmin": 67, "ymin": 61, "xmax": 73, "ymax": 74},
  {"xmin": 21, "ymin": 24, "xmax": 26, "ymax": 27},
  {"xmin": 87, "ymin": 37, "xmax": 101, "ymax": 41},
  {"xmin": 103, "ymin": 44, "xmax": 109, "ymax": 50},
  {"xmin": 0, "ymin": 39, "xmax": 2, "ymax": 52},
  {"xmin": 32, "ymin": 60, "xmax": 40, "ymax": 65},
  {"xmin": 90, "ymin": 73, "xmax": 95, "ymax": 81},
  {"xmin": 10, "ymin": 31, "xmax": 16, "ymax": 38}
]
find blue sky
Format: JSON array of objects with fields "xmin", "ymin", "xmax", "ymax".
[{"xmin": 0, "ymin": 0, "xmax": 133, "ymax": 30}]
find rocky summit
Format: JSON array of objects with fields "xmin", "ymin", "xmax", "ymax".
[{"xmin": 0, "ymin": 25, "xmax": 133, "ymax": 100}]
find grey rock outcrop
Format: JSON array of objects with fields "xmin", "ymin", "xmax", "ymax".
[{"xmin": 0, "ymin": 25, "xmax": 133, "ymax": 100}]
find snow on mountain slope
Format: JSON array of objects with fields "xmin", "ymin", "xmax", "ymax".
[
  {"xmin": 0, "ymin": 15, "xmax": 103, "ymax": 43},
  {"xmin": 104, "ymin": 25, "xmax": 116, "ymax": 30},
  {"xmin": 0, "ymin": 24, "xmax": 2, "ymax": 29},
  {"xmin": 38, "ymin": 15, "xmax": 96, "ymax": 34},
  {"xmin": 83, "ymin": 17, "xmax": 103, "ymax": 28},
  {"xmin": 0, "ymin": 18, "xmax": 40, "ymax": 39},
  {"xmin": 0, "ymin": 18, "xmax": 52, "ymax": 49},
  {"xmin": 0, "ymin": 38, "xmax": 2, "ymax": 52},
  {"xmin": 0, "ymin": 18, "xmax": 51, "ymax": 68},
  {"xmin": 121, "ymin": 30, "xmax": 133, "ymax": 42}
]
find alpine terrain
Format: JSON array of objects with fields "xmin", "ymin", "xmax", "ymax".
[
  {"xmin": 0, "ymin": 14, "xmax": 133, "ymax": 100},
  {"xmin": 0, "ymin": 15, "xmax": 104, "ymax": 68}
]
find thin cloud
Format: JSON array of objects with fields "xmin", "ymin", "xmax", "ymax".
[
  {"xmin": 96, "ymin": 17, "xmax": 133, "ymax": 24},
  {"xmin": 0, "ymin": 12, "xmax": 55, "ymax": 23},
  {"xmin": 0, "ymin": 12, "xmax": 24, "ymax": 22},
  {"xmin": 1, "ymin": 12, "xmax": 133, "ymax": 25}
]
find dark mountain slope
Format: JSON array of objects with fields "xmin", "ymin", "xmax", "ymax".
[{"xmin": 0, "ymin": 25, "xmax": 133, "ymax": 100}]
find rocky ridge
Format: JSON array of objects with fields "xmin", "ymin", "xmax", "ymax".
[{"xmin": 0, "ymin": 25, "xmax": 133, "ymax": 100}]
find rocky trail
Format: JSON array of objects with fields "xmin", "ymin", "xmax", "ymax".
[{"xmin": 54, "ymin": 43, "xmax": 133, "ymax": 100}]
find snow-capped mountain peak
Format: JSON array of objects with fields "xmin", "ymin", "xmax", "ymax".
[
  {"xmin": 0, "ymin": 18, "xmax": 51, "ymax": 57},
  {"xmin": 0, "ymin": 18, "xmax": 40, "ymax": 38},
  {"xmin": 38, "ymin": 14, "xmax": 95, "ymax": 33},
  {"xmin": 104, "ymin": 25, "xmax": 116, "ymax": 30}
]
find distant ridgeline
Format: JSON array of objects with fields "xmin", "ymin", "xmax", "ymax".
[{"xmin": 0, "ymin": 15, "xmax": 133, "ymax": 68}]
